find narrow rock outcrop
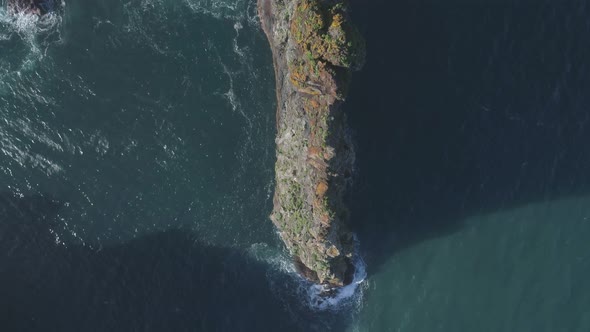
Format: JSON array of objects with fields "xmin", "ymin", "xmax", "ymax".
[{"xmin": 259, "ymin": 0, "xmax": 365, "ymax": 287}]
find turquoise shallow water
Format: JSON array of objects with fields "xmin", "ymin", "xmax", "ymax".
[
  {"xmin": 2, "ymin": 0, "xmax": 590, "ymax": 331},
  {"xmin": 350, "ymin": 197, "xmax": 590, "ymax": 331}
]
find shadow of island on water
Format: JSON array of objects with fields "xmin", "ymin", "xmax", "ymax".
[
  {"xmin": 0, "ymin": 193, "xmax": 350, "ymax": 332},
  {"xmin": 346, "ymin": 0, "xmax": 590, "ymax": 276}
]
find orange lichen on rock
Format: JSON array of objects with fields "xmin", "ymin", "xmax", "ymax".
[
  {"xmin": 288, "ymin": 0, "xmax": 365, "ymax": 99},
  {"xmin": 308, "ymin": 146, "xmax": 322, "ymax": 158},
  {"xmin": 316, "ymin": 181, "xmax": 329, "ymax": 196}
]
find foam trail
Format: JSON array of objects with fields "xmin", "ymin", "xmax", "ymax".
[{"xmin": 220, "ymin": 60, "xmax": 252, "ymax": 127}]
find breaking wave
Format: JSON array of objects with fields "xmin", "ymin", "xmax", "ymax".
[
  {"xmin": 306, "ymin": 253, "xmax": 367, "ymax": 311},
  {"xmin": 303, "ymin": 236, "xmax": 367, "ymax": 311},
  {"xmin": 249, "ymin": 236, "xmax": 367, "ymax": 313}
]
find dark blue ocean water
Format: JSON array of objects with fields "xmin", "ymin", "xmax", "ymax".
[{"xmin": 1, "ymin": 0, "xmax": 590, "ymax": 331}]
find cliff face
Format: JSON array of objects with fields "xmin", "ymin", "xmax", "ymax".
[{"xmin": 259, "ymin": 0, "xmax": 365, "ymax": 287}]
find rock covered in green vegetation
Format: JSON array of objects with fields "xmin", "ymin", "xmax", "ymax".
[
  {"xmin": 258, "ymin": 0, "xmax": 364, "ymax": 287},
  {"xmin": 289, "ymin": 0, "xmax": 365, "ymax": 90}
]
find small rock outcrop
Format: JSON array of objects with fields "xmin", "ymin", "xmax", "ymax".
[{"xmin": 258, "ymin": 0, "xmax": 365, "ymax": 287}]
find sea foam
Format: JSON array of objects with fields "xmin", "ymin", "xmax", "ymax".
[
  {"xmin": 303, "ymin": 237, "xmax": 367, "ymax": 311},
  {"xmin": 249, "ymin": 235, "xmax": 367, "ymax": 312}
]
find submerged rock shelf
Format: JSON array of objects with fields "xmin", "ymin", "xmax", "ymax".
[{"xmin": 258, "ymin": 0, "xmax": 365, "ymax": 287}]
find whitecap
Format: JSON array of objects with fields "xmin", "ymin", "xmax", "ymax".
[
  {"xmin": 305, "ymin": 252, "xmax": 368, "ymax": 311},
  {"xmin": 250, "ymin": 236, "xmax": 368, "ymax": 312}
]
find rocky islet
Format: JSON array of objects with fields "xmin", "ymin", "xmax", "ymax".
[{"xmin": 258, "ymin": 0, "xmax": 365, "ymax": 287}]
